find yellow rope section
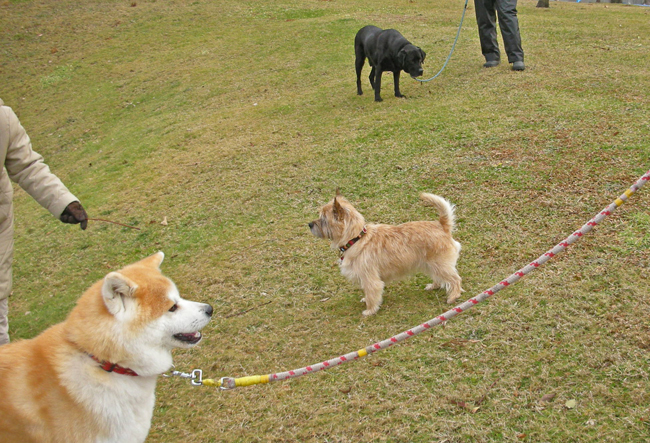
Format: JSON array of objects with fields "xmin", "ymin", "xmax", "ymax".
[
  {"xmin": 203, "ymin": 375, "xmax": 271, "ymax": 388},
  {"xmin": 616, "ymin": 188, "xmax": 635, "ymax": 206},
  {"xmin": 202, "ymin": 349, "xmax": 370, "ymax": 388}
]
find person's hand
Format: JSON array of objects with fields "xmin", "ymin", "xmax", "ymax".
[{"xmin": 60, "ymin": 201, "xmax": 88, "ymax": 230}]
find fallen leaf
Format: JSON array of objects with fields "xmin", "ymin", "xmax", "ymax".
[
  {"xmin": 449, "ymin": 399, "xmax": 481, "ymax": 413},
  {"xmin": 540, "ymin": 393, "xmax": 556, "ymax": 402},
  {"xmin": 339, "ymin": 387, "xmax": 352, "ymax": 394},
  {"xmin": 517, "ymin": 433, "xmax": 526, "ymax": 439},
  {"xmin": 565, "ymin": 399, "xmax": 577, "ymax": 409},
  {"xmin": 451, "ymin": 400, "xmax": 467, "ymax": 409},
  {"xmin": 441, "ymin": 338, "xmax": 471, "ymax": 348}
]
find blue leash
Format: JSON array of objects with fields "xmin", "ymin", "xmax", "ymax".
[{"xmin": 415, "ymin": 0, "xmax": 469, "ymax": 83}]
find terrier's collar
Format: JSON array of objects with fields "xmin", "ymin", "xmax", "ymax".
[
  {"xmin": 89, "ymin": 354, "xmax": 139, "ymax": 376},
  {"xmin": 339, "ymin": 226, "xmax": 367, "ymax": 256}
]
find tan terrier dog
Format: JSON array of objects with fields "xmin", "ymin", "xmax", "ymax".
[{"xmin": 309, "ymin": 191, "xmax": 463, "ymax": 315}]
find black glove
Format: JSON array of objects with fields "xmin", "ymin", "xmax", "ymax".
[{"xmin": 60, "ymin": 201, "xmax": 88, "ymax": 230}]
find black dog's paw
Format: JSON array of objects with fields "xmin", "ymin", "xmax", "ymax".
[
  {"xmin": 395, "ymin": 93, "xmax": 405, "ymax": 98},
  {"xmin": 357, "ymin": 90, "xmax": 363, "ymax": 96},
  {"xmin": 374, "ymin": 97, "xmax": 383, "ymax": 102}
]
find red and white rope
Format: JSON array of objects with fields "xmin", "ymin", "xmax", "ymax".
[{"xmin": 215, "ymin": 169, "xmax": 650, "ymax": 389}]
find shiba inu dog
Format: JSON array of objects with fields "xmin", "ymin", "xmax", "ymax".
[
  {"xmin": 309, "ymin": 192, "xmax": 463, "ymax": 315},
  {"xmin": 0, "ymin": 252, "xmax": 213, "ymax": 443}
]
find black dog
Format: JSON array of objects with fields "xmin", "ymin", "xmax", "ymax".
[{"xmin": 355, "ymin": 26, "xmax": 426, "ymax": 102}]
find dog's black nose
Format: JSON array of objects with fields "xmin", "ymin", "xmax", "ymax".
[
  {"xmin": 204, "ymin": 304, "xmax": 213, "ymax": 317},
  {"xmin": 308, "ymin": 222, "xmax": 314, "ymax": 229}
]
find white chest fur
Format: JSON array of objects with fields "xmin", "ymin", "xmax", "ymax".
[
  {"xmin": 338, "ymin": 257, "xmax": 359, "ymax": 282},
  {"xmin": 61, "ymin": 355, "xmax": 159, "ymax": 443}
]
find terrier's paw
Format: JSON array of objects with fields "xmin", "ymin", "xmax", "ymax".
[
  {"xmin": 446, "ymin": 294, "xmax": 461, "ymax": 304},
  {"xmin": 362, "ymin": 307, "xmax": 379, "ymax": 316},
  {"xmin": 425, "ymin": 283, "xmax": 440, "ymax": 291},
  {"xmin": 360, "ymin": 297, "xmax": 366, "ymax": 303}
]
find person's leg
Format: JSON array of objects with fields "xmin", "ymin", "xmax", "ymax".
[
  {"xmin": 0, "ymin": 217, "xmax": 14, "ymax": 346},
  {"xmin": 496, "ymin": 0, "xmax": 524, "ymax": 64},
  {"xmin": 474, "ymin": 0, "xmax": 500, "ymax": 65},
  {"xmin": 0, "ymin": 298, "xmax": 8, "ymax": 345}
]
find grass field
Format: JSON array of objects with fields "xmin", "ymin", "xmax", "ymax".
[{"xmin": 2, "ymin": 0, "xmax": 650, "ymax": 441}]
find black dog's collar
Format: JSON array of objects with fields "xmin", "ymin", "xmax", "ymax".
[{"xmin": 339, "ymin": 226, "xmax": 367, "ymax": 256}]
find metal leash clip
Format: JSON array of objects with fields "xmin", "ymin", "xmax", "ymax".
[
  {"xmin": 190, "ymin": 369, "xmax": 203, "ymax": 386},
  {"xmin": 163, "ymin": 367, "xmax": 203, "ymax": 386},
  {"xmin": 219, "ymin": 377, "xmax": 234, "ymax": 390}
]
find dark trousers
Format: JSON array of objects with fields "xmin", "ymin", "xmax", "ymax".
[{"xmin": 474, "ymin": 0, "xmax": 524, "ymax": 63}]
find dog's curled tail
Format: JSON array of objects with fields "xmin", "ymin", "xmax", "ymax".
[{"xmin": 419, "ymin": 193, "xmax": 456, "ymax": 233}]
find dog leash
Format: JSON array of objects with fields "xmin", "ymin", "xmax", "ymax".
[
  {"xmin": 88, "ymin": 218, "xmax": 141, "ymax": 230},
  {"xmin": 415, "ymin": 0, "xmax": 469, "ymax": 83},
  {"xmin": 165, "ymin": 168, "xmax": 650, "ymax": 390}
]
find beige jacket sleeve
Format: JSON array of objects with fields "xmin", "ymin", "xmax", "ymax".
[{"xmin": 0, "ymin": 100, "xmax": 78, "ymax": 219}]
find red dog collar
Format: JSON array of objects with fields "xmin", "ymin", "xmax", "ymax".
[
  {"xmin": 339, "ymin": 226, "xmax": 367, "ymax": 258},
  {"xmin": 89, "ymin": 354, "xmax": 139, "ymax": 376}
]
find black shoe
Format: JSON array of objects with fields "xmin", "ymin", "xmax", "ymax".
[
  {"xmin": 512, "ymin": 61, "xmax": 525, "ymax": 71},
  {"xmin": 483, "ymin": 60, "xmax": 500, "ymax": 68}
]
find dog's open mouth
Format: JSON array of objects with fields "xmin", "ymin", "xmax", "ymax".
[{"xmin": 173, "ymin": 331, "xmax": 202, "ymax": 344}]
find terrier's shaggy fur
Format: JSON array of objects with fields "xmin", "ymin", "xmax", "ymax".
[{"xmin": 309, "ymin": 191, "xmax": 463, "ymax": 315}]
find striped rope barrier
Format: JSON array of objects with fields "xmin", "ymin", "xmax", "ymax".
[{"xmin": 179, "ymin": 169, "xmax": 650, "ymax": 390}]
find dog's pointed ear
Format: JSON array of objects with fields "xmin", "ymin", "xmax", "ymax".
[
  {"xmin": 419, "ymin": 48, "xmax": 426, "ymax": 63},
  {"xmin": 332, "ymin": 197, "xmax": 345, "ymax": 220},
  {"xmin": 102, "ymin": 272, "xmax": 138, "ymax": 316},
  {"xmin": 138, "ymin": 251, "xmax": 165, "ymax": 269},
  {"xmin": 397, "ymin": 48, "xmax": 407, "ymax": 66}
]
